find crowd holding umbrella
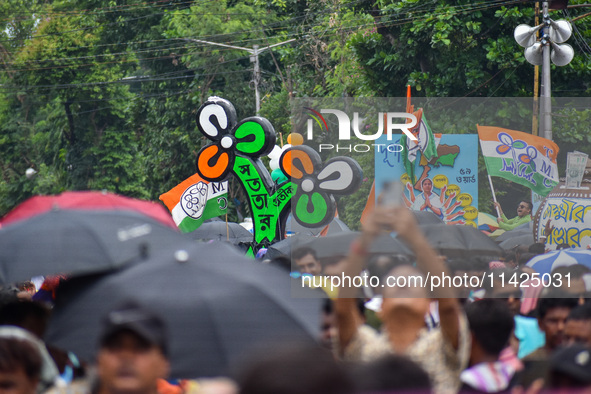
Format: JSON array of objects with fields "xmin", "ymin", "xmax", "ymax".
[
  {"xmin": 0, "ymin": 209, "xmax": 186, "ymax": 284},
  {"xmin": 45, "ymin": 242, "xmax": 321, "ymax": 379},
  {"xmin": 2, "ymin": 190, "xmax": 591, "ymax": 394}
]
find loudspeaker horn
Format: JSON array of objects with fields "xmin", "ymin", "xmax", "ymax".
[
  {"xmin": 551, "ymin": 42, "xmax": 574, "ymax": 66},
  {"xmin": 549, "ymin": 20, "xmax": 572, "ymax": 44},
  {"xmin": 524, "ymin": 42, "xmax": 544, "ymax": 66},
  {"xmin": 514, "ymin": 24, "xmax": 543, "ymax": 48}
]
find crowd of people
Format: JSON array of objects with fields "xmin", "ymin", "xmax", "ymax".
[{"xmin": 1, "ymin": 200, "xmax": 591, "ymax": 394}]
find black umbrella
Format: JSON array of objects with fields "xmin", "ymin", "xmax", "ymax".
[
  {"xmin": 412, "ymin": 210, "xmax": 444, "ymax": 225},
  {"xmin": 186, "ymin": 221, "xmax": 253, "ymax": 244},
  {"xmin": 0, "ymin": 209, "xmax": 187, "ymax": 284},
  {"xmin": 265, "ymin": 234, "xmax": 316, "ymax": 261},
  {"xmin": 499, "ymin": 233, "xmax": 535, "ymax": 250},
  {"xmin": 419, "ymin": 224, "xmax": 503, "ymax": 258},
  {"xmin": 321, "ymin": 218, "xmax": 351, "ymax": 235},
  {"xmin": 309, "ymin": 232, "xmax": 413, "ymax": 259},
  {"xmin": 285, "ymin": 215, "xmax": 351, "ymax": 236},
  {"xmin": 494, "ymin": 221, "xmax": 532, "ymax": 242},
  {"xmin": 45, "ymin": 242, "xmax": 321, "ymax": 379}
]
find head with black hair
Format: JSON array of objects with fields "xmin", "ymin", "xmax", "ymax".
[
  {"xmin": 503, "ymin": 251, "xmax": 517, "ymax": 269},
  {"xmin": 485, "ymin": 268, "xmax": 523, "ymax": 315},
  {"xmin": 366, "ymin": 254, "xmax": 409, "ymax": 296},
  {"xmin": 0, "ymin": 288, "xmax": 19, "ymax": 308},
  {"xmin": 465, "ymin": 299, "xmax": 514, "ymax": 362},
  {"xmin": 367, "ymin": 254, "xmax": 408, "ymax": 279},
  {"xmin": 552, "ymin": 265, "xmax": 591, "ymax": 298},
  {"xmin": 320, "ymin": 299, "xmax": 335, "ymax": 350},
  {"xmin": 0, "ymin": 300, "xmax": 51, "ymax": 339},
  {"xmin": 0, "ymin": 336, "xmax": 42, "ymax": 394},
  {"xmin": 446, "ymin": 258, "xmax": 488, "ymax": 301},
  {"xmin": 292, "ymin": 246, "xmax": 317, "ymax": 261},
  {"xmin": 97, "ymin": 302, "xmax": 170, "ymax": 393},
  {"xmin": 268, "ymin": 256, "xmax": 291, "ymax": 272},
  {"xmin": 351, "ymin": 354, "xmax": 431, "ymax": 393},
  {"xmin": 536, "ymin": 291, "xmax": 580, "ymax": 351},
  {"xmin": 292, "ymin": 247, "xmax": 322, "ymax": 276},
  {"xmin": 514, "ymin": 245, "xmax": 530, "ymax": 264},
  {"xmin": 518, "ymin": 252, "xmax": 537, "ymax": 267},
  {"xmin": 238, "ymin": 344, "xmax": 354, "ymax": 394},
  {"xmin": 528, "ymin": 243, "xmax": 546, "ymax": 255},
  {"xmin": 549, "ymin": 344, "xmax": 591, "ymax": 390},
  {"xmin": 565, "ymin": 304, "xmax": 591, "ymax": 347},
  {"xmin": 517, "ymin": 200, "xmax": 533, "ymax": 218}
]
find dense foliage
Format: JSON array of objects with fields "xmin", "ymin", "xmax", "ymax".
[{"xmin": 1, "ymin": 0, "xmax": 590, "ymax": 227}]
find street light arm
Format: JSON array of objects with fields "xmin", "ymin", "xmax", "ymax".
[
  {"xmin": 256, "ymin": 38, "xmax": 297, "ymax": 53},
  {"xmin": 181, "ymin": 36, "xmax": 297, "ymax": 115},
  {"xmin": 183, "ymin": 38, "xmax": 253, "ymax": 53},
  {"xmin": 183, "ymin": 38, "xmax": 297, "ymax": 53}
]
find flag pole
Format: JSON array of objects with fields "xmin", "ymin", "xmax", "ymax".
[
  {"xmin": 487, "ymin": 174, "xmax": 501, "ymax": 218},
  {"xmin": 226, "ymin": 211, "xmax": 229, "ymax": 241}
]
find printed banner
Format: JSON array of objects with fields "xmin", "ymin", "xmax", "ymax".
[
  {"xmin": 375, "ymin": 134, "xmax": 479, "ymax": 226},
  {"xmin": 477, "ymin": 125, "xmax": 559, "ymax": 196},
  {"xmin": 159, "ymin": 174, "xmax": 228, "ymax": 233},
  {"xmin": 535, "ymin": 192, "xmax": 591, "ymax": 250}
]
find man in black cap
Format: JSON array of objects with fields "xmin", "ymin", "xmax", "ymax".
[
  {"xmin": 549, "ymin": 344, "xmax": 591, "ymax": 390},
  {"xmin": 95, "ymin": 302, "xmax": 170, "ymax": 394}
]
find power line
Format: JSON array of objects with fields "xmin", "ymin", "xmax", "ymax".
[
  {"xmin": 1, "ymin": 0, "xmax": 520, "ymax": 47},
  {"xmin": 0, "ymin": 0, "xmax": 523, "ymax": 74},
  {"xmin": 0, "ymin": 0, "xmax": 549, "ymax": 103}
]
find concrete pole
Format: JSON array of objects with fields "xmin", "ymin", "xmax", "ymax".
[
  {"xmin": 532, "ymin": 1, "xmax": 540, "ymax": 135},
  {"xmin": 251, "ymin": 45, "xmax": 261, "ymax": 115},
  {"xmin": 184, "ymin": 38, "xmax": 295, "ymax": 115}
]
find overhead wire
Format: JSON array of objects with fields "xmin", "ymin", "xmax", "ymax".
[
  {"xmin": 1, "ymin": 0, "xmax": 362, "ymax": 43},
  {"xmin": 0, "ymin": 0, "xmax": 540, "ymax": 101},
  {"xmin": 0, "ymin": 0, "xmax": 524, "ymax": 74},
  {"xmin": 0, "ymin": 55, "xmax": 254, "ymax": 93},
  {"xmin": 2, "ymin": 0, "xmax": 521, "ymax": 49},
  {"xmin": 563, "ymin": 9, "xmax": 591, "ymax": 62}
]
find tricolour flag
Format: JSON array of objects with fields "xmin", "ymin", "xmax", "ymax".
[
  {"xmin": 400, "ymin": 108, "xmax": 438, "ymax": 183},
  {"xmin": 159, "ymin": 174, "xmax": 228, "ymax": 233},
  {"xmin": 477, "ymin": 125, "xmax": 559, "ymax": 196}
]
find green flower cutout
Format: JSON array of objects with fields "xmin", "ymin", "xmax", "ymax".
[
  {"xmin": 195, "ymin": 97, "xmax": 276, "ymax": 181},
  {"xmin": 279, "ymin": 145, "xmax": 363, "ymax": 227}
]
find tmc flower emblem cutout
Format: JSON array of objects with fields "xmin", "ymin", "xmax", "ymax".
[
  {"xmin": 195, "ymin": 97, "xmax": 276, "ymax": 181},
  {"xmin": 280, "ymin": 145, "xmax": 363, "ymax": 227}
]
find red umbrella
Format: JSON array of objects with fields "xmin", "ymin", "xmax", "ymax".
[{"xmin": 0, "ymin": 191, "xmax": 177, "ymax": 229}]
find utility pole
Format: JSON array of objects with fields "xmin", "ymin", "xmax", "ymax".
[
  {"xmin": 252, "ymin": 45, "xmax": 261, "ymax": 115},
  {"xmin": 514, "ymin": 0, "xmax": 573, "ymax": 141},
  {"xmin": 540, "ymin": 1, "xmax": 553, "ymax": 140},
  {"xmin": 184, "ymin": 38, "xmax": 296, "ymax": 114},
  {"xmin": 532, "ymin": 2, "xmax": 540, "ymax": 135}
]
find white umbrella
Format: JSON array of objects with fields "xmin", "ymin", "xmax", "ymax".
[{"xmin": 526, "ymin": 249, "xmax": 591, "ymax": 275}]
